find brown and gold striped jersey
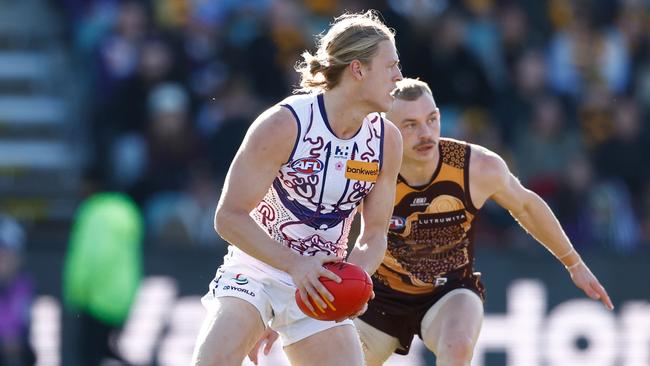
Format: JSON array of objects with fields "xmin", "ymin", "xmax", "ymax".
[{"xmin": 374, "ymin": 138, "xmax": 478, "ymax": 295}]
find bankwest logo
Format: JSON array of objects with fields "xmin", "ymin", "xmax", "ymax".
[
  {"xmin": 345, "ymin": 161, "xmax": 379, "ymax": 182},
  {"xmin": 291, "ymin": 158, "xmax": 324, "ymax": 174}
]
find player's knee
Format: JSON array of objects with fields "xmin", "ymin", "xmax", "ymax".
[{"xmin": 436, "ymin": 335, "xmax": 475, "ymax": 365}]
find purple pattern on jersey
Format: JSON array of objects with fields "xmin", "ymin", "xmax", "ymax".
[
  {"xmin": 279, "ymin": 170, "xmax": 319, "ymax": 206},
  {"xmin": 360, "ymin": 115, "xmax": 381, "ymax": 162},
  {"xmin": 252, "ymin": 96, "xmax": 383, "ymax": 258},
  {"xmin": 286, "ymin": 234, "xmax": 346, "ymax": 257},
  {"xmin": 304, "ymin": 103, "xmax": 325, "ymax": 156},
  {"xmin": 272, "ymin": 178, "xmax": 353, "ymax": 228},
  {"xmin": 275, "ymin": 103, "xmax": 323, "ymax": 207},
  {"xmin": 256, "ymin": 201, "xmax": 276, "ymax": 235}
]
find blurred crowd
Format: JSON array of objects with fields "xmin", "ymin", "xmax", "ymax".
[
  {"xmin": 53, "ymin": 0, "xmax": 650, "ymax": 252},
  {"xmin": 0, "ymin": 215, "xmax": 35, "ymax": 365}
]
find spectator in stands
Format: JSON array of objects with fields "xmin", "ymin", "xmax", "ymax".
[
  {"xmin": 547, "ymin": 3, "xmax": 631, "ymax": 97},
  {"xmin": 134, "ymin": 82, "xmax": 202, "ymax": 203},
  {"xmin": 63, "ymin": 185, "xmax": 143, "ymax": 366},
  {"xmin": 93, "ymin": 0, "xmax": 149, "ymax": 100},
  {"xmin": 145, "ymin": 161, "xmax": 222, "ymax": 247},
  {"xmin": 514, "ymin": 95, "xmax": 582, "ymax": 200},
  {"xmin": 593, "ymin": 98, "xmax": 650, "ymax": 199},
  {"xmin": 555, "ymin": 154, "xmax": 598, "ymax": 250},
  {"xmin": 57, "ymin": 0, "xmax": 648, "ymax": 253},
  {"xmin": 588, "ymin": 180, "xmax": 641, "ymax": 253},
  {"xmin": 417, "ymin": 12, "xmax": 492, "ymax": 108},
  {"xmin": 0, "ymin": 214, "xmax": 36, "ymax": 366}
]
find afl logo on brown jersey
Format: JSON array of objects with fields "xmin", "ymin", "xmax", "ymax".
[{"xmin": 389, "ymin": 216, "xmax": 406, "ymax": 230}]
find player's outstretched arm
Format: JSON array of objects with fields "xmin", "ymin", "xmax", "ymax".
[
  {"xmin": 214, "ymin": 106, "xmax": 341, "ymax": 313},
  {"xmin": 471, "ymin": 146, "xmax": 614, "ymax": 311}
]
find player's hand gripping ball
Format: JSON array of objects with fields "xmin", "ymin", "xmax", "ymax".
[{"xmin": 295, "ymin": 261, "xmax": 373, "ymax": 321}]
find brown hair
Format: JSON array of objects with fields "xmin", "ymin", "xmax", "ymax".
[
  {"xmin": 295, "ymin": 10, "xmax": 395, "ymax": 93},
  {"xmin": 390, "ymin": 78, "xmax": 432, "ymax": 101}
]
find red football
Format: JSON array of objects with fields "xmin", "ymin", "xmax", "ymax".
[{"xmin": 295, "ymin": 261, "xmax": 373, "ymax": 321}]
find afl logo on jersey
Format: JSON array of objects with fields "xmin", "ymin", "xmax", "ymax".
[
  {"xmin": 291, "ymin": 158, "xmax": 324, "ymax": 174},
  {"xmin": 389, "ymin": 216, "xmax": 406, "ymax": 230}
]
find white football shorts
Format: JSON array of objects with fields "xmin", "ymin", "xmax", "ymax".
[{"xmin": 201, "ymin": 250, "xmax": 353, "ymax": 346}]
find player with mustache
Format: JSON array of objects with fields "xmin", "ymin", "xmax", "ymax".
[
  {"xmin": 354, "ymin": 78, "xmax": 613, "ymax": 365},
  {"xmin": 249, "ymin": 78, "xmax": 613, "ymax": 366}
]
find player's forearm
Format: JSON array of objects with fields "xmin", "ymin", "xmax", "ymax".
[
  {"xmin": 214, "ymin": 209, "xmax": 301, "ymax": 272},
  {"xmin": 347, "ymin": 233, "xmax": 387, "ymax": 275},
  {"xmin": 513, "ymin": 193, "xmax": 582, "ymax": 267}
]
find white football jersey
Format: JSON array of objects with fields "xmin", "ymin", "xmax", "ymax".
[{"xmin": 229, "ymin": 93, "xmax": 385, "ymax": 280}]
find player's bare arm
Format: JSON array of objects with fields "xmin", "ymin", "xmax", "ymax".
[
  {"xmin": 247, "ymin": 122, "xmax": 402, "ymax": 356},
  {"xmin": 347, "ymin": 120, "xmax": 402, "ymax": 275},
  {"xmin": 340, "ymin": 119, "xmax": 402, "ymax": 321},
  {"xmin": 214, "ymin": 106, "xmax": 341, "ymax": 312},
  {"xmin": 468, "ymin": 145, "xmax": 613, "ymax": 310}
]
